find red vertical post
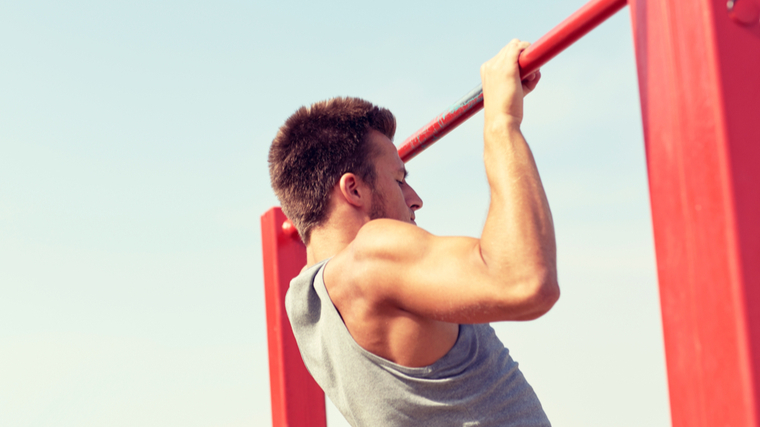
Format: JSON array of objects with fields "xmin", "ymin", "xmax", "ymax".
[
  {"xmin": 630, "ymin": 0, "xmax": 760, "ymax": 426},
  {"xmin": 261, "ymin": 207, "xmax": 327, "ymax": 427}
]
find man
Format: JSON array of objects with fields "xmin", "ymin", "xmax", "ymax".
[{"xmin": 268, "ymin": 39, "xmax": 558, "ymax": 426}]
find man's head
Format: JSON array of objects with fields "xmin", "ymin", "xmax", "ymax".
[
  {"xmin": 360, "ymin": 129, "xmax": 422, "ymax": 226},
  {"xmin": 268, "ymin": 97, "xmax": 397, "ymax": 244}
]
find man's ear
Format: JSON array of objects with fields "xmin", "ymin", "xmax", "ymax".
[{"xmin": 338, "ymin": 173, "xmax": 368, "ymax": 208}]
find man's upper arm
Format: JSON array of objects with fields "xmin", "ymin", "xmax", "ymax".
[{"xmin": 343, "ymin": 219, "xmax": 559, "ymax": 324}]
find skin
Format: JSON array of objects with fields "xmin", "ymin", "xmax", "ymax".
[{"xmin": 305, "ymin": 39, "xmax": 558, "ymax": 368}]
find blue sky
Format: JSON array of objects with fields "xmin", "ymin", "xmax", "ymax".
[{"xmin": 0, "ymin": 0, "xmax": 670, "ymax": 426}]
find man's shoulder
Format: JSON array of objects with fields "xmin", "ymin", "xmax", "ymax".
[
  {"xmin": 356, "ymin": 218, "xmax": 424, "ymax": 237},
  {"xmin": 325, "ymin": 220, "xmax": 424, "ymax": 302},
  {"xmin": 351, "ymin": 219, "xmax": 430, "ymax": 260}
]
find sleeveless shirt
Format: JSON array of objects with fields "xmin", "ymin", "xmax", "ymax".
[{"xmin": 285, "ymin": 259, "xmax": 551, "ymax": 427}]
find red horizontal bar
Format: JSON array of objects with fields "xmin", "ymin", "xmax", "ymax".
[{"xmin": 397, "ymin": 0, "xmax": 628, "ymax": 163}]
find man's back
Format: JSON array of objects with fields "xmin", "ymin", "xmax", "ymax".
[{"xmin": 287, "ymin": 260, "xmax": 551, "ymax": 427}]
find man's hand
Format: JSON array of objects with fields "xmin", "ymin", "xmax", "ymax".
[{"xmin": 480, "ymin": 39, "xmax": 541, "ymax": 127}]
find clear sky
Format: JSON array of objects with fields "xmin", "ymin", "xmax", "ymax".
[{"xmin": 0, "ymin": 0, "xmax": 670, "ymax": 426}]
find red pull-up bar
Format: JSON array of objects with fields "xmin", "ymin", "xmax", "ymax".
[{"xmin": 397, "ymin": 0, "xmax": 627, "ymax": 162}]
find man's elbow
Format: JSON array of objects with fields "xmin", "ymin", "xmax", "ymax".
[{"xmin": 513, "ymin": 270, "xmax": 560, "ymax": 320}]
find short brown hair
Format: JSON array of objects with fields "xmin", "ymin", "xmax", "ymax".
[{"xmin": 268, "ymin": 97, "xmax": 396, "ymax": 244}]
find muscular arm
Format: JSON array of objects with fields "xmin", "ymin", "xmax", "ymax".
[
  {"xmin": 332, "ymin": 40, "xmax": 557, "ymax": 327},
  {"xmin": 477, "ymin": 39, "xmax": 557, "ymax": 320}
]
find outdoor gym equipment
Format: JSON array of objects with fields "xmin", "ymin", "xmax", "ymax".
[{"xmin": 262, "ymin": 0, "xmax": 760, "ymax": 425}]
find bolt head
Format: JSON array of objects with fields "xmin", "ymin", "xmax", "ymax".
[{"xmin": 728, "ymin": 0, "xmax": 760, "ymax": 26}]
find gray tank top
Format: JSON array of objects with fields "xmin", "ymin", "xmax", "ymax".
[{"xmin": 285, "ymin": 259, "xmax": 551, "ymax": 427}]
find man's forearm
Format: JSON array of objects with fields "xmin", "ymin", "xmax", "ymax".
[{"xmin": 480, "ymin": 118, "xmax": 557, "ymax": 311}]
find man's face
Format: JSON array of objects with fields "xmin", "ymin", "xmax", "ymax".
[{"xmin": 365, "ymin": 130, "xmax": 423, "ymax": 224}]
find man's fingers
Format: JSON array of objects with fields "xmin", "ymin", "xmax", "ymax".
[
  {"xmin": 490, "ymin": 39, "xmax": 531, "ymax": 80},
  {"xmin": 522, "ymin": 70, "xmax": 542, "ymax": 96},
  {"xmin": 522, "ymin": 69, "xmax": 541, "ymax": 82}
]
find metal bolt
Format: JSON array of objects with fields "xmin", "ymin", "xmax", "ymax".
[
  {"xmin": 282, "ymin": 219, "xmax": 300, "ymax": 240},
  {"xmin": 728, "ymin": 0, "xmax": 760, "ymax": 26}
]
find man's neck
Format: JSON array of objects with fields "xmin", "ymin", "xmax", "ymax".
[{"xmin": 305, "ymin": 222, "xmax": 362, "ymax": 267}]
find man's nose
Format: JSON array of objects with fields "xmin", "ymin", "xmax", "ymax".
[{"xmin": 406, "ymin": 185, "xmax": 423, "ymax": 211}]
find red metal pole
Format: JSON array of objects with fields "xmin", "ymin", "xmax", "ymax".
[
  {"xmin": 261, "ymin": 207, "xmax": 326, "ymax": 427},
  {"xmin": 397, "ymin": 0, "xmax": 628, "ymax": 163},
  {"xmin": 629, "ymin": 0, "xmax": 760, "ymax": 425}
]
